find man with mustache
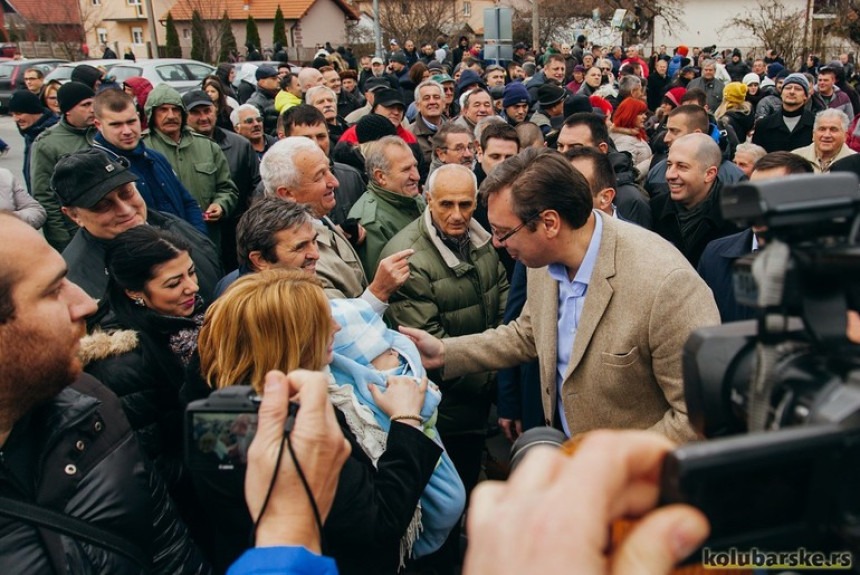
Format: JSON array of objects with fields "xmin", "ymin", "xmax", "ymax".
[
  {"xmin": 306, "ymin": 85, "xmax": 349, "ymax": 155},
  {"xmin": 233, "ymin": 103, "xmax": 277, "ymax": 159},
  {"xmin": 143, "ymin": 84, "xmax": 239, "ymax": 254}
]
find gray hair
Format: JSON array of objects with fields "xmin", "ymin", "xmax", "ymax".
[
  {"xmin": 231, "ymin": 103, "xmax": 260, "ymax": 127},
  {"xmin": 260, "ymin": 137, "xmax": 322, "ymax": 196},
  {"xmin": 414, "ymin": 79, "xmax": 445, "ymax": 103},
  {"xmin": 814, "ymin": 108, "xmax": 850, "ymax": 131},
  {"xmin": 473, "ymin": 115, "xmax": 506, "ymax": 143},
  {"xmin": 365, "ymin": 135, "xmax": 412, "ymax": 183},
  {"xmin": 305, "ymin": 85, "xmax": 337, "ymax": 106},
  {"xmin": 617, "ymin": 75, "xmax": 641, "ymax": 98},
  {"xmin": 236, "ymin": 198, "xmax": 314, "ymax": 269},
  {"xmin": 734, "ymin": 142, "xmax": 767, "ymax": 163},
  {"xmin": 701, "ymin": 59, "xmax": 716, "ymax": 69},
  {"xmin": 426, "ymin": 163, "xmax": 478, "ymax": 198}
]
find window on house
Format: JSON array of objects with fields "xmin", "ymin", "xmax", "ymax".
[
  {"xmin": 463, "ymin": 1, "xmax": 471, "ymax": 17},
  {"xmin": 97, "ymin": 28, "xmax": 107, "ymax": 44},
  {"xmin": 92, "ymin": 0, "xmax": 101, "ymax": 5},
  {"xmin": 132, "ymin": 28, "xmax": 144, "ymax": 45},
  {"xmin": 183, "ymin": 28, "xmax": 191, "ymax": 39},
  {"xmin": 126, "ymin": 0, "xmax": 141, "ymax": 5}
]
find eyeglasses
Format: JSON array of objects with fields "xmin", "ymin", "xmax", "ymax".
[
  {"xmin": 492, "ymin": 211, "xmax": 542, "ymax": 243},
  {"xmin": 441, "ymin": 144, "xmax": 477, "ymax": 154},
  {"xmin": 241, "ymin": 116, "xmax": 263, "ymax": 125},
  {"xmin": 600, "ymin": 68, "xmax": 611, "ymax": 72}
]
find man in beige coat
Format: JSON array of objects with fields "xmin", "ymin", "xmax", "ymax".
[{"xmin": 401, "ymin": 148, "xmax": 720, "ymax": 442}]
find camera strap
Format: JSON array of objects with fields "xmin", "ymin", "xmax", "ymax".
[{"xmin": 0, "ymin": 495, "xmax": 150, "ymax": 572}]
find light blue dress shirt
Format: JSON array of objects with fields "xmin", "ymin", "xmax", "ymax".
[{"xmin": 547, "ymin": 212, "xmax": 603, "ymax": 437}]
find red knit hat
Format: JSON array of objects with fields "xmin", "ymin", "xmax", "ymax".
[
  {"xmin": 664, "ymin": 87, "xmax": 687, "ymax": 108},
  {"xmin": 677, "ymin": 45, "xmax": 689, "ymax": 57},
  {"xmin": 589, "ymin": 95, "xmax": 613, "ymax": 117}
]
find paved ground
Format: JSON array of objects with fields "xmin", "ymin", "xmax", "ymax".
[{"xmin": 0, "ymin": 115, "xmax": 27, "ymax": 177}]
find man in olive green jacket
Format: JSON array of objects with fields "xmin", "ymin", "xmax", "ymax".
[
  {"xmin": 143, "ymin": 84, "xmax": 238, "ymax": 251},
  {"xmin": 348, "ymin": 136, "xmax": 425, "ymax": 278},
  {"xmin": 29, "ymin": 82, "xmax": 97, "ymax": 251},
  {"xmin": 380, "ymin": 163, "xmax": 508, "ymax": 499}
]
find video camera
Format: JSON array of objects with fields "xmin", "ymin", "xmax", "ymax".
[{"xmin": 662, "ymin": 173, "xmax": 860, "ymax": 554}]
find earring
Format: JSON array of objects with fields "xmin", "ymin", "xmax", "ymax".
[{"xmin": 133, "ymin": 297, "xmax": 145, "ymax": 307}]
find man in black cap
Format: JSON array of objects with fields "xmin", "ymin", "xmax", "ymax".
[
  {"xmin": 512, "ymin": 42, "xmax": 527, "ymax": 65},
  {"xmin": 246, "ymin": 65, "xmax": 280, "ymax": 135},
  {"xmin": 54, "ymin": 148, "xmax": 222, "ymax": 302},
  {"xmin": 388, "ymin": 51, "xmax": 412, "ymax": 101},
  {"xmin": 8, "ymin": 89, "xmax": 57, "ymax": 193},
  {"xmin": 344, "ymin": 75, "xmax": 389, "ymax": 123},
  {"xmin": 70, "ymin": 64, "xmax": 103, "ymax": 90},
  {"xmin": 183, "ymin": 89, "xmax": 260, "ymax": 269},
  {"xmin": 530, "ymin": 84, "xmax": 567, "ymax": 135},
  {"xmin": 29, "ymin": 81, "xmax": 96, "ymax": 251}
]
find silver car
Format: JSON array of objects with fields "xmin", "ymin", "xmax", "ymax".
[
  {"xmin": 108, "ymin": 58, "xmax": 215, "ymax": 93},
  {"xmin": 44, "ymin": 59, "xmax": 125, "ymax": 84}
]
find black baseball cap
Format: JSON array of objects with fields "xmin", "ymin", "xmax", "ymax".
[{"xmin": 52, "ymin": 149, "xmax": 138, "ymax": 209}]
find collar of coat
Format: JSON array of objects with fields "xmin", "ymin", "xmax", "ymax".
[{"xmin": 421, "ymin": 207, "xmax": 492, "ymax": 271}]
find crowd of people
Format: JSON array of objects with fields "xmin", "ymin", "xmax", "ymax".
[{"xmin": 1, "ymin": 31, "xmax": 859, "ymax": 574}]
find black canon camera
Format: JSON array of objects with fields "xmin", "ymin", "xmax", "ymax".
[
  {"xmin": 661, "ymin": 173, "xmax": 860, "ymax": 555},
  {"xmin": 185, "ymin": 386, "xmax": 262, "ymax": 474}
]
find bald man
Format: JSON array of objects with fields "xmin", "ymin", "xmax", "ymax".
[{"xmin": 650, "ymin": 133, "xmax": 742, "ymax": 266}]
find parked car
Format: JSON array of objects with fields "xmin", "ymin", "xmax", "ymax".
[
  {"xmin": 44, "ymin": 59, "xmax": 125, "ymax": 84},
  {"xmin": 108, "ymin": 58, "xmax": 215, "ymax": 94},
  {"xmin": 231, "ymin": 60, "xmax": 300, "ymax": 89},
  {"xmin": 0, "ymin": 58, "xmax": 68, "ymax": 112}
]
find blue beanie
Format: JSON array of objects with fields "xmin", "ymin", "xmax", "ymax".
[
  {"xmin": 502, "ymin": 81, "xmax": 530, "ymax": 108},
  {"xmin": 766, "ymin": 62, "xmax": 785, "ymax": 79},
  {"xmin": 456, "ymin": 69, "xmax": 485, "ymax": 96}
]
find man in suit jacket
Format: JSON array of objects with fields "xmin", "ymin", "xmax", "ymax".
[
  {"xmin": 401, "ymin": 148, "xmax": 720, "ymax": 442},
  {"xmin": 259, "ymin": 136, "xmax": 411, "ymax": 310}
]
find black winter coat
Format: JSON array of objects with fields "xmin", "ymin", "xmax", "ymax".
[
  {"xmin": 183, "ymin": 368, "xmax": 443, "ymax": 575},
  {"xmin": 0, "ymin": 375, "xmax": 207, "ymax": 574},
  {"xmin": 752, "ymin": 109, "xmax": 815, "ymax": 153},
  {"xmin": 650, "ymin": 178, "xmax": 742, "ymax": 267}
]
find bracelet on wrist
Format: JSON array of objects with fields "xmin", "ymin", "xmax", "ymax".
[{"xmin": 390, "ymin": 413, "xmax": 423, "ymax": 424}]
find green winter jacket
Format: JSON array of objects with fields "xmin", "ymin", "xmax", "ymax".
[
  {"xmin": 29, "ymin": 119, "xmax": 96, "ymax": 251},
  {"xmin": 348, "ymin": 180, "xmax": 426, "ymax": 279},
  {"xmin": 143, "ymin": 84, "xmax": 238, "ymax": 249},
  {"xmin": 381, "ymin": 209, "xmax": 509, "ymax": 435}
]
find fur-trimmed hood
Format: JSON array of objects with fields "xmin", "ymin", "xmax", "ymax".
[{"xmin": 78, "ymin": 329, "xmax": 139, "ymax": 366}]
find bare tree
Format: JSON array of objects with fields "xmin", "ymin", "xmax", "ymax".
[
  {"xmin": 723, "ymin": 0, "xmax": 806, "ymax": 68},
  {"xmin": 14, "ymin": 1, "xmax": 101, "ymax": 59},
  {"xmin": 376, "ymin": 0, "xmax": 459, "ymax": 44},
  {"xmin": 511, "ymin": 0, "xmax": 683, "ymax": 48}
]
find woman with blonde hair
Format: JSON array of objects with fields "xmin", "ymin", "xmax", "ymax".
[
  {"xmin": 715, "ymin": 81, "xmax": 755, "ymax": 142},
  {"xmin": 193, "ymin": 269, "xmax": 447, "ymax": 575}
]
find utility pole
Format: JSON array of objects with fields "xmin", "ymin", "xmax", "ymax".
[
  {"xmin": 373, "ymin": 0, "xmax": 382, "ymax": 59},
  {"xmin": 144, "ymin": 0, "xmax": 159, "ymax": 58},
  {"xmin": 532, "ymin": 0, "xmax": 539, "ymax": 54}
]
